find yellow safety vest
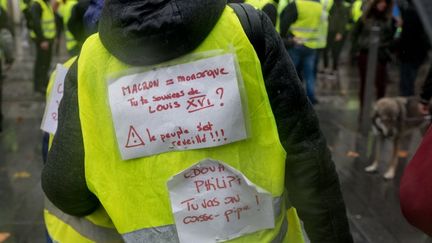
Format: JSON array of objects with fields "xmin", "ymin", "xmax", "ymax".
[
  {"xmin": 44, "ymin": 57, "xmax": 123, "ymax": 243},
  {"xmin": 61, "ymin": 0, "xmax": 78, "ymax": 52},
  {"xmin": 316, "ymin": 0, "xmax": 333, "ymax": 49},
  {"xmin": 30, "ymin": 0, "xmax": 56, "ymax": 39},
  {"xmin": 289, "ymin": 0, "xmax": 323, "ymax": 49},
  {"xmin": 19, "ymin": 0, "xmax": 32, "ymax": 12},
  {"xmin": 352, "ymin": 0, "xmax": 363, "ymax": 23},
  {"xmin": 0, "ymin": 0, "xmax": 7, "ymax": 12},
  {"xmin": 77, "ymin": 6, "xmax": 304, "ymax": 243}
]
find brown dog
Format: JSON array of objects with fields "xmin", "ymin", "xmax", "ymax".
[{"xmin": 365, "ymin": 97, "xmax": 430, "ymax": 179}]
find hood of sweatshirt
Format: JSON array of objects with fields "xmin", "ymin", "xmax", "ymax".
[{"xmin": 99, "ymin": 0, "xmax": 227, "ymax": 66}]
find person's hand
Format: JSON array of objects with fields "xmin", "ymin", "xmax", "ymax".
[
  {"xmin": 40, "ymin": 41, "xmax": 49, "ymax": 50},
  {"xmin": 335, "ymin": 33, "xmax": 343, "ymax": 42},
  {"xmin": 418, "ymin": 103, "xmax": 430, "ymax": 115}
]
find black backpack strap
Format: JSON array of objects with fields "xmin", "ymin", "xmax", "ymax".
[{"xmin": 229, "ymin": 3, "xmax": 266, "ymax": 63}]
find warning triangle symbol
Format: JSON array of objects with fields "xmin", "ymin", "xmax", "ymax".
[{"xmin": 125, "ymin": 126, "xmax": 145, "ymax": 148}]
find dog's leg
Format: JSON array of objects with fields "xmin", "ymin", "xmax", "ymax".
[
  {"xmin": 384, "ymin": 137, "xmax": 400, "ymax": 180},
  {"xmin": 365, "ymin": 136, "xmax": 382, "ymax": 172}
]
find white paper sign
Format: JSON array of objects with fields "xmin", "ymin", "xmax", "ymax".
[
  {"xmin": 41, "ymin": 64, "xmax": 69, "ymax": 134},
  {"xmin": 168, "ymin": 159, "xmax": 275, "ymax": 243},
  {"xmin": 108, "ymin": 54, "xmax": 247, "ymax": 160}
]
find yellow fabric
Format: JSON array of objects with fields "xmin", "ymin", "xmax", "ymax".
[
  {"xmin": 30, "ymin": 0, "xmax": 56, "ymax": 39},
  {"xmin": 289, "ymin": 0, "xmax": 322, "ymax": 49},
  {"xmin": 352, "ymin": 0, "xmax": 363, "ymax": 23},
  {"xmin": 78, "ymin": 6, "xmax": 304, "ymax": 242},
  {"xmin": 44, "ymin": 210, "xmax": 94, "ymax": 243},
  {"xmin": 0, "ymin": 0, "xmax": 7, "ymax": 11},
  {"xmin": 45, "ymin": 57, "xmax": 120, "ymax": 243},
  {"xmin": 19, "ymin": 0, "xmax": 31, "ymax": 11},
  {"xmin": 286, "ymin": 208, "xmax": 305, "ymax": 243}
]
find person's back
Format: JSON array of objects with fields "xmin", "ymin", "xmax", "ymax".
[{"xmin": 43, "ymin": 1, "xmax": 353, "ymax": 242}]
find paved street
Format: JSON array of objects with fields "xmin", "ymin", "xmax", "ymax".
[{"xmin": 0, "ymin": 29, "xmax": 431, "ymax": 242}]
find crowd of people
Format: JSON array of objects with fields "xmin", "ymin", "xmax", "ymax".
[{"xmin": 0, "ymin": 0, "xmax": 430, "ymax": 242}]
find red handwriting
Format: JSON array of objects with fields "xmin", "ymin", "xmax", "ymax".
[
  {"xmin": 216, "ymin": 87, "xmax": 224, "ymax": 106},
  {"xmin": 122, "ymin": 79, "xmax": 159, "ymax": 96},
  {"xmin": 148, "ymin": 101, "xmax": 181, "ymax": 114},
  {"xmin": 184, "ymin": 164, "xmax": 226, "ymax": 179},
  {"xmin": 159, "ymin": 127, "xmax": 189, "ymax": 143},
  {"xmin": 186, "ymin": 95, "xmax": 214, "ymax": 113},
  {"xmin": 124, "ymin": 122, "xmax": 229, "ymax": 150},
  {"xmin": 125, "ymin": 126, "xmax": 145, "ymax": 148},
  {"xmin": 177, "ymin": 67, "xmax": 229, "ymax": 83},
  {"xmin": 152, "ymin": 90, "xmax": 185, "ymax": 102},
  {"xmin": 224, "ymin": 194, "xmax": 240, "ymax": 205},
  {"xmin": 170, "ymin": 134, "xmax": 207, "ymax": 147},
  {"xmin": 51, "ymin": 112, "xmax": 58, "ymax": 121},
  {"xmin": 224, "ymin": 205, "xmax": 250, "ymax": 223},
  {"xmin": 127, "ymin": 96, "xmax": 149, "ymax": 107},
  {"xmin": 165, "ymin": 79, "xmax": 174, "ymax": 86},
  {"xmin": 181, "ymin": 197, "xmax": 221, "ymax": 212},
  {"xmin": 123, "ymin": 86, "xmax": 226, "ymax": 116},
  {"xmin": 194, "ymin": 175, "xmax": 241, "ymax": 194},
  {"xmin": 197, "ymin": 121, "xmax": 214, "ymax": 132},
  {"xmin": 187, "ymin": 87, "xmax": 200, "ymax": 96},
  {"xmin": 183, "ymin": 213, "xmax": 218, "ymax": 224},
  {"xmin": 209, "ymin": 129, "xmax": 227, "ymax": 142},
  {"xmin": 57, "ymin": 83, "xmax": 63, "ymax": 94}
]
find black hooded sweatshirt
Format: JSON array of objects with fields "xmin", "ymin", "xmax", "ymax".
[{"xmin": 42, "ymin": 1, "xmax": 353, "ymax": 242}]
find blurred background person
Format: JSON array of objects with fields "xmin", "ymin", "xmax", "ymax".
[
  {"xmin": 351, "ymin": 0, "xmax": 396, "ymax": 110},
  {"xmin": 280, "ymin": 0, "xmax": 329, "ymax": 104},
  {"xmin": 322, "ymin": 0, "xmax": 351, "ymax": 79},
  {"xmin": 419, "ymin": 65, "xmax": 432, "ymax": 115},
  {"xmin": 30, "ymin": 0, "xmax": 56, "ymax": 94},
  {"xmin": 397, "ymin": 0, "xmax": 430, "ymax": 97},
  {"xmin": 0, "ymin": 3, "xmax": 14, "ymax": 132}
]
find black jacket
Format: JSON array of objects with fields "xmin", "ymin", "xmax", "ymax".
[
  {"xmin": 398, "ymin": 0, "xmax": 430, "ymax": 64},
  {"xmin": 43, "ymin": 1, "xmax": 353, "ymax": 242}
]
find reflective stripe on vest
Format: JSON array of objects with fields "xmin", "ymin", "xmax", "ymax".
[
  {"xmin": 77, "ymin": 6, "xmax": 304, "ymax": 243},
  {"xmin": 122, "ymin": 196, "xmax": 288, "ymax": 242},
  {"xmin": 289, "ymin": 0, "xmax": 322, "ymax": 49},
  {"xmin": 45, "ymin": 199, "xmax": 123, "ymax": 243},
  {"xmin": 30, "ymin": 0, "xmax": 56, "ymax": 39}
]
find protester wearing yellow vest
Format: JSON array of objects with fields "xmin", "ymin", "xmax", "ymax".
[
  {"xmin": 30, "ymin": 0, "xmax": 56, "ymax": 94},
  {"xmin": 351, "ymin": 0, "xmax": 364, "ymax": 23},
  {"xmin": 42, "ymin": 57, "xmax": 123, "ymax": 243},
  {"xmin": 279, "ymin": 0, "xmax": 324, "ymax": 104},
  {"xmin": 56, "ymin": 0, "xmax": 79, "ymax": 55},
  {"xmin": 322, "ymin": 0, "xmax": 351, "ymax": 76},
  {"xmin": 0, "ymin": 0, "xmax": 7, "ymax": 13},
  {"xmin": 43, "ymin": 1, "xmax": 353, "ymax": 242}
]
